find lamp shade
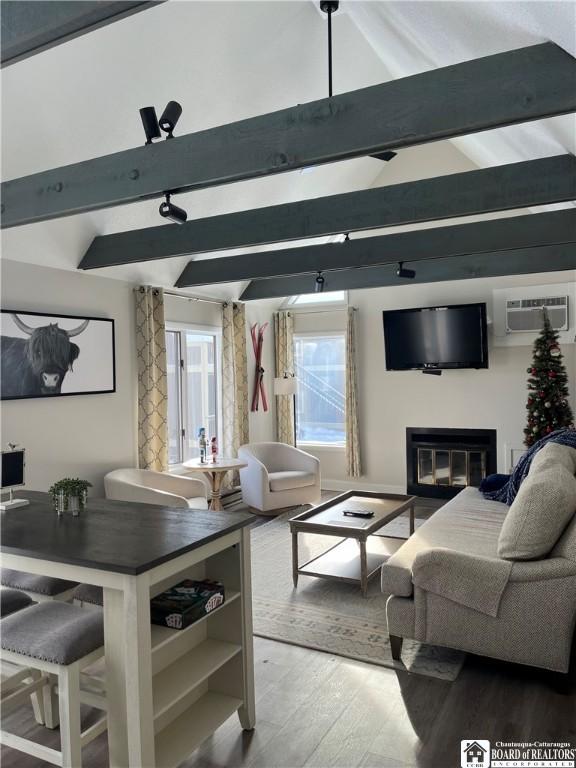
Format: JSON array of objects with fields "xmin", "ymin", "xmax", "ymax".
[{"xmin": 274, "ymin": 376, "xmax": 297, "ymax": 396}]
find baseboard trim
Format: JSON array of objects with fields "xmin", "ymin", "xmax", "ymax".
[{"xmin": 322, "ymin": 479, "xmax": 406, "ymax": 495}]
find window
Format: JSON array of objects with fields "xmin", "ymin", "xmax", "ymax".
[
  {"xmin": 291, "ymin": 291, "xmax": 346, "ymax": 306},
  {"xmin": 294, "ymin": 333, "xmax": 346, "ymax": 446},
  {"xmin": 166, "ymin": 326, "xmax": 221, "ymax": 465}
]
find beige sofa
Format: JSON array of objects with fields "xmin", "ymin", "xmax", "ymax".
[{"xmin": 381, "ymin": 443, "xmax": 576, "ymax": 673}]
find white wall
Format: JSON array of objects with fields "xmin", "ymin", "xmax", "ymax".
[
  {"xmin": 1, "ymin": 259, "xmax": 138, "ymax": 495},
  {"xmin": 294, "ymin": 272, "xmax": 576, "ymax": 492}
]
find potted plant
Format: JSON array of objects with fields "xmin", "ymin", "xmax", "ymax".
[{"xmin": 49, "ymin": 478, "xmax": 92, "ymax": 516}]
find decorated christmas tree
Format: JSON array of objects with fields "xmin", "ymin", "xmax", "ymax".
[{"xmin": 524, "ymin": 309, "xmax": 574, "ymax": 447}]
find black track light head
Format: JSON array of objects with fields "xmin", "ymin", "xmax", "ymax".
[
  {"xmin": 159, "ymin": 101, "xmax": 182, "ymax": 139},
  {"xmin": 396, "ymin": 261, "xmax": 416, "ymax": 279},
  {"xmin": 371, "ymin": 150, "xmax": 398, "ymax": 162},
  {"xmin": 159, "ymin": 193, "xmax": 188, "ymax": 225},
  {"xmin": 320, "ymin": 0, "xmax": 339, "ymax": 12},
  {"xmin": 315, "ymin": 272, "xmax": 326, "ymax": 293},
  {"xmin": 140, "ymin": 106, "xmax": 161, "ymax": 145}
]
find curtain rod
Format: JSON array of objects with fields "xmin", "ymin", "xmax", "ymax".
[
  {"xmin": 164, "ymin": 290, "xmax": 224, "ymax": 306},
  {"xmin": 135, "ymin": 287, "xmax": 224, "ymax": 306}
]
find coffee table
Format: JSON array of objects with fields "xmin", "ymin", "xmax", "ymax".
[{"xmin": 289, "ymin": 491, "xmax": 416, "ymax": 597}]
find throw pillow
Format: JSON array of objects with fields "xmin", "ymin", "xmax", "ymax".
[
  {"xmin": 498, "ymin": 464, "xmax": 576, "ymax": 560},
  {"xmin": 479, "ymin": 473, "xmax": 510, "ymax": 493},
  {"xmin": 529, "ymin": 442, "xmax": 576, "ymax": 476}
]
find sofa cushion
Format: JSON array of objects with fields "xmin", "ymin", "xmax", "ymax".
[
  {"xmin": 498, "ymin": 465, "xmax": 576, "ymax": 560},
  {"xmin": 381, "ymin": 487, "xmax": 508, "ymax": 597},
  {"xmin": 268, "ymin": 471, "xmax": 316, "ymax": 492},
  {"xmin": 529, "ymin": 442, "xmax": 576, "ymax": 476},
  {"xmin": 185, "ymin": 496, "xmax": 209, "ymax": 510}
]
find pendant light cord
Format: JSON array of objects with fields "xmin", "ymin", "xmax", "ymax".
[{"xmin": 327, "ymin": 5, "xmax": 333, "ymax": 98}]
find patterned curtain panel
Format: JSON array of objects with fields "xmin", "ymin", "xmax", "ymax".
[
  {"xmin": 345, "ymin": 307, "xmax": 362, "ymax": 477},
  {"xmin": 274, "ymin": 311, "xmax": 295, "ymax": 445},
  {"xmin": 135, "ymin": 286, "xmax": 168, "ymax": 472},
  {"xmin": 222, "ymin": 302, "xmax": 249, "ymax": 485}
]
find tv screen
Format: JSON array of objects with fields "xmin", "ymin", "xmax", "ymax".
[{"xmin": 383, "ymin": 303, "xmax": 488, "ymax": 371}]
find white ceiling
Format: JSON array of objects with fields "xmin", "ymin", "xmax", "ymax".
[{"xmin": 1, "ymin": 1, "xmax": 575, "ymax": 300}]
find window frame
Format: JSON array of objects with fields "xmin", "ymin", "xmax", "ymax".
[
  {"xmin": 165, "ymin": 321, "xmax": 223, "ymax": 469},
  {"xmin": 293, "ymin": 329, "xmax": 347, "ymax": 451}
]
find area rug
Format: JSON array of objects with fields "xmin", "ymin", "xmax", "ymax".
[{"xmin": 251, "ymin": 508, "xmax": 466, "ymax": 681}]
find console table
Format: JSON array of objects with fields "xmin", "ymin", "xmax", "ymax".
[{"xmin": 1, "ymin": 492, "xmax": 255, "ymax": 767}]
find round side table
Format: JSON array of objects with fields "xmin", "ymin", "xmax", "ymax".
[{"xmin": 182, "ymin": 458, "xmax": 247, "ymax": 511}]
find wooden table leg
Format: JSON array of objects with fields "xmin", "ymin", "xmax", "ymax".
[
  {"xmin": 360, "ymin": 539, "xmax": 368, "ymax": 598},
  {"xmin": 291, "ymin": 530, "xmax": 299, "ymax": 588},
  {"xmin": 237, "ymin": 528, "xmax": 256, "ymax": 731},
  {"xmin": 204, "ymin": 471, "xmax": 224, "ymax": 511},
  {"xmin": 409, "ymin": 503, "xmax": 415, "ymax": 536},
  {"xmin": 104, "ymin": 587, "xmax": 129, "ymax": 768}
]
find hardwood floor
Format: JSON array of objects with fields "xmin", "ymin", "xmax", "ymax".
[{"xmin": 2, "ymin": 635, "xmax": 575, "ymax": 768}]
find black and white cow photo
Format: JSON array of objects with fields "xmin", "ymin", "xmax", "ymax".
[{"xmin": 1, "ymin": 311, "xmax": 115, "ymax": 400}]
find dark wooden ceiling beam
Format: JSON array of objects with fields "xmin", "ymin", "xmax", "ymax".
[
  {"xmin": 3, "ymin": 43, "xmax": 576, "ymax": 228},
  {"xmin": 1, "ymin": 1, "xmax": 164, "ymax": 68},
  {"xmin": 239, "ymin": 244, "xmax": 576, "ymax": 300},
  {"xmin": 175, "ymin": 209, "xmax": 576, "ymax": 287},
  {"xmin": 79, "ymin": 155, "xmax": 576, "ymax": 270}
]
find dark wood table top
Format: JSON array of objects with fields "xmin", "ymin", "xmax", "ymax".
[{"xmin": 1, "ymin": 491, "xmax": 253, "ymax": 575}]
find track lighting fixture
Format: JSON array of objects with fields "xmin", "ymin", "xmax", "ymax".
[
  {"xmin": 396, "ymin": 261, "xmax": 416, "ymax": 279},
  {"xmin": 139, "ymin": 101, "xmax": 182, "ymax": 144},
  {"xmin": 159, "ymin": 101, "xmax": 182, "ymax": 139},
  {"xmin": 139, "ymin": 107, "xmax": 161, "ymax": 145},
  {"xmin": 159, "ymin": 193, "xmax": 188, "ymax": 225},
  {"xmin": 315, "ymin": 272, "xmax": 326, "ymax": 293}
]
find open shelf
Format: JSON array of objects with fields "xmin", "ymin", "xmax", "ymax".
[
  {"xmin": 153, "ymin": 638, "xmax": 241, "ymax": 725},
  {"xmin": 150, "ymin": 590, "xmax": 240, "ymax": 674},
  {"xmin": 299, "ymin": 536, "xmax": 405, "ymax": 583},
  {"xmin": 155, "ymin": 691, "xmax": 242, "ymax": 768}
]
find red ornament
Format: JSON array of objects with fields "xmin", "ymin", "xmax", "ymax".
[{"xmin": 549, "ymin": 371, "xmax": 557, "ymax": 379}]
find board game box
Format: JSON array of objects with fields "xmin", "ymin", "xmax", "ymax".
[{"xmin": 150, "ymin": 579, "xmax": 226, "ymax": 630}]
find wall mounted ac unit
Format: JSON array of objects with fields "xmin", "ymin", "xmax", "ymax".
[{"xmin": 506, "ymin": 296, "xmax": 569, "ymax": 333}]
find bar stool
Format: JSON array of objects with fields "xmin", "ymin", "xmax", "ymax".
[
  {"xmin": 1, "ymin": 569, "xmax": 78, "ymax": 603},
  {"xmin": 73, "ymin": 583, "xmax": 103, "ymax": 608},
  {"xmin": 0, "ymin": 601, "xmax": 106, "ymax": 767},
  {"xmin": 1, "ymin": 587, "xmax": 34, "ymax": 617},
  {"xmin": 1, "ymin": 588, "xmax": 45, "ymax": 726}
]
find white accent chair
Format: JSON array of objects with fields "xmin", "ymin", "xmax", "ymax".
[
  {"xmin": 238, "ymin": 442, "xmax": 321, "ymax": 514},
  {"xmin": 104, "ymin": 469, "xmax": 209, "ymax": 510}
]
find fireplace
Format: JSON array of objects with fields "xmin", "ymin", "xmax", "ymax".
[{"xmin": 406, "ymin": 427, "xmax": 497, "ymax": 499}]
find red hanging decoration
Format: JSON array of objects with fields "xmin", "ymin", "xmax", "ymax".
[{"xmin": 250, "ymin": 323, "xmax": 269, "ymax": 412}]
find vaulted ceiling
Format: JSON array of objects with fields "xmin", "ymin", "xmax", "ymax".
[{"xmin": 2, "ymin": 1, "xmax": 575, "ymax": 299}]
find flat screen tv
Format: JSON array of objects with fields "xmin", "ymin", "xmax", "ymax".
[{"xmin": 383, "ymin": 303, "xmax": 488, "ymax": 371}]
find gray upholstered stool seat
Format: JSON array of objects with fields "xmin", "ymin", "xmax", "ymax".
[
  {"xmin": 1, "ymin": 569, "xmax": 78, "ymax": 597},
  {"xmin": 73, "ymin": 583, "xmax": 103, "ymax": 607},
  {"xmin": 0, "ymin": 588, "xmax": 34, "ymax": 617},
  {"xmin": 1, "ymin": 602, "xmax": 104, "ymax": 665}
]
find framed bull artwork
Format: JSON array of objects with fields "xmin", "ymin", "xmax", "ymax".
[{"xmin": 1, "ymin": 310, "xmax": 116, "ymax": 400}]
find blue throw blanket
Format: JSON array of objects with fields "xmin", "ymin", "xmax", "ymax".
[{"xmin": 483, "ymin": 427, "xmax": 576, "ymax": 505}]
